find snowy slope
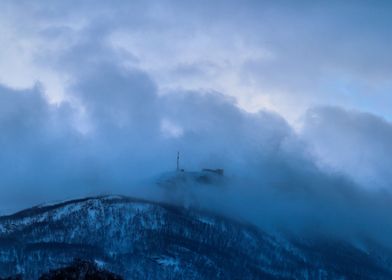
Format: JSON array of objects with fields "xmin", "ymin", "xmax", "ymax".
[{"xmin": 0, "ymin": 195, "xmax": 391, "ymax": 279}]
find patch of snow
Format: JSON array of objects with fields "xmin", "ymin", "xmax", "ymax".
[
  {"xmin": 156, "ymin": 256, "xmax": 180, "ymax": 271},
  {"xmin": 242, "ymin": 230, "xmax": 258, "ymax": 247},
  {"xmin": 51, "ymin": 203, "xmax": 83, "ymax": 220},
  {"xmin": 102, "ymin": 195, "xmax": 126, "ymax": 201},
  {"xmin": 95, "ymin": 259, "xmax": 106, "ymax": 268},
  {"xmin": 350, "ymin": 239, "xmax": 370, "ymax": 255},
  {"xmin": 197, "ymin": 216, "xmax": 215, "ymax": 226}
]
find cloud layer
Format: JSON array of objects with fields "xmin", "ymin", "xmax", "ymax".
[
  {"xmin": 1, "ymin": 54, "xmax": 392, "ymax": 248},
  {"xmin": 1, "ymin": 1, "xmax": 392, "ymax": 120}
]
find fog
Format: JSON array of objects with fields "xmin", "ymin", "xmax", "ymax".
[
  {"xmin": 0, "ymin": 0, "xmax": 392, "ymax": 249},
  {"xmin": 1, "ymin": 60, "xmax": 392, "ymax": 248}
]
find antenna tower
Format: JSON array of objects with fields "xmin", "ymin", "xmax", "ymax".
[{"xmin": 176, "ymin": 151, "xmax": 180, "ymax": 171}]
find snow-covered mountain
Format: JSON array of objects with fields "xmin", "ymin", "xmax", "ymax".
[{"xmin": 0, "ymin": 195, "xmax": 391, "ymax": 279}]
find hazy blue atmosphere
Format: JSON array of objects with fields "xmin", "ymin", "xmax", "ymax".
[{"xmin": 1, "ymin": 0, "xmax": 392, "ymax": 248}]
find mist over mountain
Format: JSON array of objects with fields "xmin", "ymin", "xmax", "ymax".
[
  {"xmin": 1, "ymin": 61, "xmax": 392, "ymax": 251},
  {"xmin": 0, "ymin": 1, "xmax": 391, "ymax": 278}
]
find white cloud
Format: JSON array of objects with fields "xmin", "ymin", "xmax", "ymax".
[{"xmin": 160, "ymin": 118, "xmax": 183, "ymax": 138}]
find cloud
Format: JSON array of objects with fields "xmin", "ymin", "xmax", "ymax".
[
  {"xmin": 301, "ymin": 106, "xmax": 392, "ymax": 190},
  {"xmin": 0, "ymin": 61, "xmax": 292, "ymax": 211},
  {"xmin": 0, "ymin": 84, "xmax": 76, "ymax": 210},
  {"xmin": 1, "ymin": 0, "xmax": 392, "ymax": 122},
  {"xmin": 1, "ymin": 61, "xmax": 392, "ymax": 248}
]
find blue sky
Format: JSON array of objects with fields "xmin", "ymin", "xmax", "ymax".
[{"xmin": 1, "ymin": 1, "xmax": 392, "ymax": 243}]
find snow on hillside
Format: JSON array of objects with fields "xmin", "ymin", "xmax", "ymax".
[{"xmin": 0, "ymin": 195, "xmax": 392, "ymax": 279}]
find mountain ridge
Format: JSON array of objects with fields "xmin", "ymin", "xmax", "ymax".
[{"xmin": 1, "ymin": 195, "xmax": 392, "ymax": 279}]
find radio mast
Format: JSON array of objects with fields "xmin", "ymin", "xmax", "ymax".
[{"xmin": 176, "ymin": 151, "xmax": 180, "ymax": 172}]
